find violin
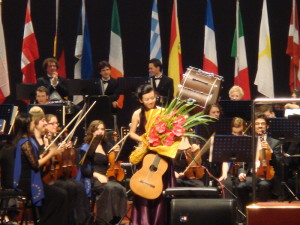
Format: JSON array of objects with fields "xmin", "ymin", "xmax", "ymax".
[
  {"xmin": 42, "ymin": 130, "xmax": 62, "ymax": 185},
  {"xmin": 106, "ymin": 132, "xmax": 129, "ymax": 181},
  {"xmin": 256, "ymin": 132, "xmax": 275, "ymax": 180},
  {"xmin": 184, "ymin": 147, "xmax": 204, "ymax": 179}
]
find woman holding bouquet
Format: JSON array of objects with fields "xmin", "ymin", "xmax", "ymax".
[{"xmin": 129, "ymin": 85, "xmax": 176, "ymax": 225}]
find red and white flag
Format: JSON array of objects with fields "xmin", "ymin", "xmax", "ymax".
[
  {"xmin": 0, "ymin": 1, "xmax": 9, "ymax": 103},
  {"xmin": 203, "ymin": 0, "xmax": 218, "ymax": 74},
  {"xmin": 286, "ymin": 0, "xmax": 300, "ymax": 90},
  {"xmin": 21, "ymin": 0, "xmax": 39, "ymax": 84}
]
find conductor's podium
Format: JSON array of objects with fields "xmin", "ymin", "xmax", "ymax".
[{"xmin": 247, "ymin": 202, "xmax": 300, "ymax": 225}]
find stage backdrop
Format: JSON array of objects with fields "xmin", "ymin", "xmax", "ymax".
[{"xmin": 1, "ymin": 0, "xmax": 294, "ymax": 105}]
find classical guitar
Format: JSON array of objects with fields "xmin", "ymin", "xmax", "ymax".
[{"xmin": 130, "ymin": 153, "xmax": 168, "ymax": 199}]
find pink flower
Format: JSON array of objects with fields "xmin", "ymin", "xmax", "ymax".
[
  {"xmin": 154, "ymin": 115, "xmax": 161, "ymax": 124},
  {"xmin": 173, "ymin": 115, "xmax": 186, "ymax": 126},
  {"xmin": 172, "ymin": 124, "xmax": 185, "ymax": 137},
  {"xmin": 149, "ymin": 132, "xmax": 161, "ymax": 147},
  {"xmin": 156, "ymin": 121, "xmax": 167, "ymax": 133},
  {"xmin": 149, "ymin": 126, "xmax": 156, "ymax": 136},
  {"xmin": 163, "ymin": 132, "xmax": 175, "ymax": 146}
]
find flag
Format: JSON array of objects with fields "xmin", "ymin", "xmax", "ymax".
[
  {"xmin": 286, "ymin": 0, "xmax": 300, "ymax": 90},
  {"xmin": 0, "ymin": 1, "xmax": 9, "ymax": 103},
  {"xmin": 74, "ymin": 0, "xmax": 93, "ymax": 104},
  {"xmin": 254, "ymin": 0, "xmax": 274, "ymax": 98},
  {"xmin": 203, "ymin": 0, "xmax": 218, "ymax": 74},
  {"xmin": 53, "ymin": 0, "xmax": 66, "ymax": 78},
  {"xmin": 150, "ymin": 0, "xmax": 162, "ymax": 61},
  {"xmin": 231, "ymin": 1, "xmax": 251, "ymax": 100},
  {"xmin": 168, "ymin": 0, "xmax": 183, "ymax": 94},
  {"xmin": 21, "ymin": 0, "xmax": 39, "ymax": 84},
  {"xmin": 109, "ymin": 0, "xmax": 124, "ymax": 108}
]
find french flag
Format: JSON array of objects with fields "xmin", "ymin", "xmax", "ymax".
[{"xmin": 203, "ymin": 0, "xmax": 218, "ymax": 74}]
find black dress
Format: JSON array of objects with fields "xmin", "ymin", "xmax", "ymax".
[
  {"xmin": 92, "ymin": 152, "xmax": 127, "ymax": 225},
  {"xmin": 16, "ymin": 139, "xmax": 68, "ymax": 225}
]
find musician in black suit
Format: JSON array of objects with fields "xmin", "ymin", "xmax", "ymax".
[
  {"xmin": 149, "ymin": 58, "xmax": 174, "ymax": 105},
  {"xmin": 98, "ymin": 61, "xmax": 120, "ymax": 109},
  {"xmin": 237, "ymin": 113, "xmax": 281, "ymax": 207},
  {"xmin": 37, "ymin": 58, "xmax": 68, "ymax": 101}
]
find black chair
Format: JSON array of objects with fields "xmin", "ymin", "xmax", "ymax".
[{"xmin": 0, "ymin": 189, "xmax": 39, "ymax": 225}]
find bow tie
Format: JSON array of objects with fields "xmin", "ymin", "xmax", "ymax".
[
  {"xmin": 153, "ymin": 77, "xmax": 162, "ymax": 80},
  {"xmin": 102, "ymin": 80, "xmax": 109, "ymax": 84}
]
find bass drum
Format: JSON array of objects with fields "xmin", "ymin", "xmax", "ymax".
[{"xmin": 178, "ymin": 67, "xmax": 223, "ymax": 111}]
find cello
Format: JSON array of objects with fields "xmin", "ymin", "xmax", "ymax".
[{"xmin": 256, "ymin": 131, "xmax": 275, "ymax": 180}]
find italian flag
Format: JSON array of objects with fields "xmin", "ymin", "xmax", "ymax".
[
  {"xmin": 231, "ymin": 1, "xmax": 251, "ymax": 100},
  {"xmin": 109, "ymin": 0, "xmax": 124, "ymax": 108},
  {"xmin": 168, "ymin": 0, "xmax": 183, "ymax": 94}
]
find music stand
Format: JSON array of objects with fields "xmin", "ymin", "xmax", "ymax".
[
  {"xmin": 268, "ymin": 117, "xmax": 300, "ymax": 142},
  {"xmin": 16, "ymin": 83, "xmax": 37, "ymax": 101},
  {"xmin": 65, "ymin": 79, "xmax": 100, "ymax": 96},
  {"xmin": 210, "ymin": 135, "xmax": 253, "ymax": 163},
  {"xmin": 86, "ymin": 96, "xmax": 114, "ymax": 130},
  {"xmin": 219, "ymin": 100, "xmax": 252, "ymax": 120}
]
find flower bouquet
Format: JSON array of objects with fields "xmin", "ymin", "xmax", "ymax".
[{"xmin": 129, "ymin": 98, "xmax": 213, "ymax": 164}]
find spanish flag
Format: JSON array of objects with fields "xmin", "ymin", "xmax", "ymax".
[{"xmin": 168, "ymin": 0, "xmax": 183, "ymax": 95}]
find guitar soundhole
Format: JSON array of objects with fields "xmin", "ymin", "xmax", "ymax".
[{"xmin": 149, "ymin": 165, "xmax": 157, "ymax": 172}]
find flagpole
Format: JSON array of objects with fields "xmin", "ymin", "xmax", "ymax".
[{"xmin": 53, "ymin": 0, "xmax": 59, "ymax": 57}]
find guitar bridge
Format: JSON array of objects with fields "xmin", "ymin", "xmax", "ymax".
[{"xmin": 139, "ymin": 179, "xmax": 155, "ymax": 188}]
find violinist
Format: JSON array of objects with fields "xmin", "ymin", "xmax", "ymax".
[
  {"xmin": 29, "ymin": 107, "xmax": 90, "ymax": 225},
  {"xmin": 236, "ymin": 113, "xmax": 281, "ymax": 208},
  {"xmin": 218, "ymin": 117, "xmax": 247, "ymax": 194},
  {"xmin": 14, "ymin": 112, "xmax": 68, "ymax": 225},
  {"xmin": 78, "ymin": 120, "xmax": 127, "ymax": 225},
  {"xmin": 174, "ymin": 137, "xmax": 204, "ymax": 187}
]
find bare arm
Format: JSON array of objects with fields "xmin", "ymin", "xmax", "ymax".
[{"xmin": 129, "ymin": 109, "xmax": 142, "ymax": 142}]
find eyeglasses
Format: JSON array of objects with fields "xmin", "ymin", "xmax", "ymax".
[
  {"xmin": 48, "ymin": 122, "xmax": 59, "ymax": 126},
  {"xmin": 255, "ymin": 122, "xmax": 266, "ymax": 126}
]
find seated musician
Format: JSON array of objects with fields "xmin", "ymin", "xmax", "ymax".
[
  {"xmin": 218, "ymin": 117, "xmax": 247, "ymax": 198},
  {"xmin": 45, "ymin": 113, "xmax": 90, "ymax": 224},
  {"xmin": 35, "ymin": 86, "xmax": 50, "ymax": 105},
  {"xmin": 78, "ymin": 120, "xmax": 127, "ymax": 225},
  {"xmin": 29, "ymin": 106, "xmax": 90, "ymax": 225},
  {"xmin": 174, "ymin": 137, "xmax": 204, "ymax": 187},
  {"xmin": 237, "ymin": 113, "xmax": 281, "ymax": 208},
  {"xmin": 256, "ymin": 104, "xmax": 276, "ymax": 118},
  {"xmin": 228, "ymin": 85, "xmax": 244, "ymax": 100},
  {"xmin": 37, "ymin": 58, "xmax": 68, "ymax": 101},
  {"xmin": 284, "ymin": 88, "xmax": 300, "ymax": 109},
  {"xmin": 12, "ymin": 112, "xmax": 69, "ymax": 225}
]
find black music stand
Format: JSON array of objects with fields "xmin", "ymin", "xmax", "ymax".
[
  {"xmin": 268, "ymin": 117, "xmax": 300, "ymax": 142},
  {"xmin": 87, "ymin": 96, "xmax": 114, "ymax": 130},
  {"xmin": 196, "ymin": 118, "xmax": 232, "ymax": 153},
  {"xmin": 65, "ymin": 79, "xmax": 100, "ymax": 97},
  {"xmin": 219, "ymin": 100, "xmax": 252, "ymax": 120},
  {"xmin": 210, "ymin": 135, "xmax": 253, "ymax": 163},
  {"xmin": 16, "ymin": 83, "xmax": 37, "ymax": 101}
]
